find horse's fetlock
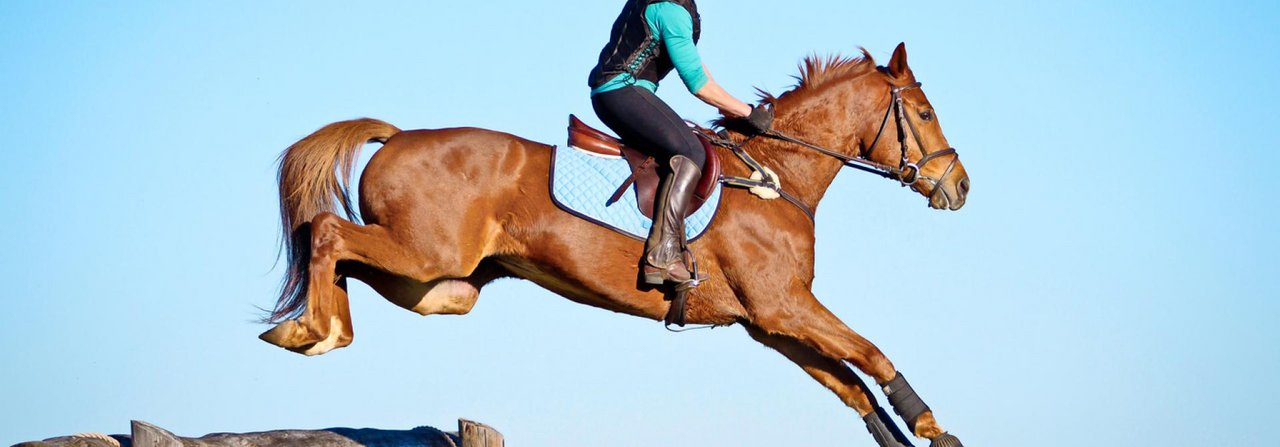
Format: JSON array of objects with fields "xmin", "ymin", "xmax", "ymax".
[{"xmin": 913, "ymin": 412, "xmax": 944, "ymax": 439}]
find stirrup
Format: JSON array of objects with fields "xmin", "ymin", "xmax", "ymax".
[
  {"xmin": 675, "ymin": 247, "xmax": 705, "ymax": 291},
  {"xmin": 661, "ymin": 250, "xmax": 703, "ymax": 327}
]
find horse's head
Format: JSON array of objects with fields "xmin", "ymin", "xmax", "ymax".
[
  {"xmin": 864, "ymin": 43, "xmax": 970, "ymax": 210},
  {"xmin": 722, "ymin": 43, "xmax": 969, "ymax": 212}
]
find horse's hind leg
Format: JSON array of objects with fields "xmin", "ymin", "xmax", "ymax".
[
  {"xmin": 747, "ymin": 288, "xmax": 956, "ymax": 445},
  {"xmin": 260, "ymin": 212, "xmax": 468, "ymax": 355}
]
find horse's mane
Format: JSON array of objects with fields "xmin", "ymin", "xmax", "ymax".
[
  {"xmin": 715, "ymin": 49, "xmax": 879, "ymax": 129},
  {"xmin": 785, "ymin": 48, "xmax": 878, "ymax": 100}
]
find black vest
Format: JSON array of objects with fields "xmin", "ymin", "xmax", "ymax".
[{"xmin": 588, "ymin": 0, "xmax": 701, "ymax": 89}]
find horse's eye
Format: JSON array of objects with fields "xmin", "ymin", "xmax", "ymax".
[{"xmin": 920, "ymin": 110, "xmax": 934, "ymax": 121}]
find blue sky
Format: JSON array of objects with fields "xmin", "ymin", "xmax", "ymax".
[{"xmin": 1, "ymin": 1, "xmax": 1276, "ymax": 446}]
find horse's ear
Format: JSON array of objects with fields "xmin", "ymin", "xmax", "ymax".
[{"xmin": 888, "ymin": 42, "xmax": 911, "ymax": 79}]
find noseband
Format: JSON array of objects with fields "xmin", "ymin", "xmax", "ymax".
[{"xmin": 717, "ymin": 82, "xmax": 961, "ymax": 218}]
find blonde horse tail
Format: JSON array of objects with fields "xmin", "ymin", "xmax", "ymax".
[{"xmin": 269, "ymin": 118, "xmax": 401, "ymax": 322}]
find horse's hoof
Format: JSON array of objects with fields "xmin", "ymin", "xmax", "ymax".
[
  {"xmin": 929, "ymin": 433, "xmax": 963, "ymax": 447},
  {"xmin": 258, "ymin": 320, "xmax": 316, "ymax": 354}
]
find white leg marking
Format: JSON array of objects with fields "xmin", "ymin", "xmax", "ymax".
[{"xmin": 303, "ymin": 316, "xmax": 345, "ymax": 356}]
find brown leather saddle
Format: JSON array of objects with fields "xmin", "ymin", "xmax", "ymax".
[{"xmin": 567, "ymin": 115, "xmax": 721, "ymax": 219}]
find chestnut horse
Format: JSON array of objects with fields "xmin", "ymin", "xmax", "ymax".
[{"xmin": 260, "ymin": 44, "xmax": 970, "ymax": 447}]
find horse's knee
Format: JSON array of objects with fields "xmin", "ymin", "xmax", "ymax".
[{"xmin": 408, "ymin": 279, "xmax": 481, "ymax": 316}]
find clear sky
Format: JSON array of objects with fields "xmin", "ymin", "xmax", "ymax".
[{"xmin": 1, "ymin": 1, "xmax": 1276, "ymax": 446}]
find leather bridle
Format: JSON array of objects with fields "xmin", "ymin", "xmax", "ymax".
[{"xmin": 717, "ymin": 82, "xmax": 961, "ymax": 218}]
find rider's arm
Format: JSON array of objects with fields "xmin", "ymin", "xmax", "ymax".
[
  {"xmin": 649, "ymin": 3, "xmax": 752, "ymax": 118},
  {"xmin": 693, "ymin": 65, "xmax": 752, "ymax": 118}
]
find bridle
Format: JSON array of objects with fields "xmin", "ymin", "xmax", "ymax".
[{"xmin": 716, "ymin": 82, "xmax": 961, "ymax": 219}]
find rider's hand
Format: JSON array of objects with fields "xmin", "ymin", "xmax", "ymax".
[{"xmin": 745, "ymin": 104, "xmax": 773, "ymax": 134}]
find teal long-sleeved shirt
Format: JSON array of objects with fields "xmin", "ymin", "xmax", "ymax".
[{"xmin": 590, "ymin": 2, "xmax": 709, "ymax": 96}]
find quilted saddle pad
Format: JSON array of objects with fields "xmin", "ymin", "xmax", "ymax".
[{"xmin": 549, "ymin": 145, "xmax": 721, "ymax": 241}]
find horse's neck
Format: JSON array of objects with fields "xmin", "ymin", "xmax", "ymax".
[{"xmin": 745, "ymin": 81, "xmax": 886, "ymax": 212}]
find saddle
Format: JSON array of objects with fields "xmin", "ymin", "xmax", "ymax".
[{"xmin": 567, "ymin": 115, "xmax": 721, "ymax": 219}]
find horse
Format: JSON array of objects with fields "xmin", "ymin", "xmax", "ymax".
[{"xmin": 259, "ymin": 43, "xmax": 971, "ymax": 447}]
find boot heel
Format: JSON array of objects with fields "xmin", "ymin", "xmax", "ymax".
[{"xmin": 643, "ymin": 269, "xmax": 666, "ymax": 286}]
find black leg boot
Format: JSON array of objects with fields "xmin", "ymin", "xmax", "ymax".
[{"xmin": 642, "ymin": 155, "xmax": 703, "ymax": 290}]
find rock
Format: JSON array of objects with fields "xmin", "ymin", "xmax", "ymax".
[{"xmin": 12, "ymin": 419, "xmax": 502, "ymax": 447}]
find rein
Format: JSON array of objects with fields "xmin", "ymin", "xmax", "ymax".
[{"xmin": 714, "ymin": 82, "xmax": 959, "ymax": 220}]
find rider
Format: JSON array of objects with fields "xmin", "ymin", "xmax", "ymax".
[{"xmin": 589, "ymin": 0, "xmax": 772, "ymax": 291}]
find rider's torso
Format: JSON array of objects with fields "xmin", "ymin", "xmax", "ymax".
[{"xmin": 589, "ymin": 0, "xmax": 703, "ymax": 95}]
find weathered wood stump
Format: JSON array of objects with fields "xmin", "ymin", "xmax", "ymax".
[{"xmin": 12, "ymin": 419, "xmax": 503, "ymax": 447}]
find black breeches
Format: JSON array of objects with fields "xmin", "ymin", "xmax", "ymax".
[{"xmin": 591, "ymin": 85, "xmax": 706, "ymax": 172}]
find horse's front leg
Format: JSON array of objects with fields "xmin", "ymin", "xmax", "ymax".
[
  {"xmin": 745, "ymin": 325, "xmax": 917, "ymax": 447},
  {"xmin": 746, "ymin": 287, "xmax": 962, "ymax": 447}
]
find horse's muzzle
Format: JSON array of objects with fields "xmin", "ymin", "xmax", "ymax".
[
  {"xmin": 952, "ymin": 176, "xmax": 970, "ymax": 209},
  {"xmin": 928, "ymin": 175, "xmax": 969, "ymax": 210}
]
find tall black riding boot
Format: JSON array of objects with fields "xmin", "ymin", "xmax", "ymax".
[{"xmin": 642, "ymin": 155, "xmax": 704, "ymax": 291}]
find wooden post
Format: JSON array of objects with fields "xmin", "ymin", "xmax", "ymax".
[
  {"xmin": 459, "ymin": 419, "xmax": 504, "ymax": 447},
  {"xmin": 130, "ymin": 421, "xmax": 182, "ymax": 447}
]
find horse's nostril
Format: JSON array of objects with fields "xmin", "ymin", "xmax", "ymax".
[{"xmin": 957, "ymin": 177, "xmax": 970, "ymax": 196}]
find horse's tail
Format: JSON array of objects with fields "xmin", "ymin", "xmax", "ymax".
[{"xmin": 269, "ymin": 118, "xmax": 401, "ymax": 322}]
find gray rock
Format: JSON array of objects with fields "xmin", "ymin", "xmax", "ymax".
[{"xmin": 13, "ymin": 419, "xmax": 503, "ymax": 447}]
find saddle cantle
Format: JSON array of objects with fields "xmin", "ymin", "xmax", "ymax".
[{"xmin": 567, "ymin": 115, "xmax": 721, "ymax": 218}]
